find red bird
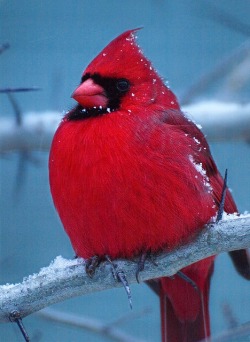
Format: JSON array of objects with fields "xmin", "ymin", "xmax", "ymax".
[{"xmin": 49, "ymin": 29, "xmax": 249, "ymax": 341}]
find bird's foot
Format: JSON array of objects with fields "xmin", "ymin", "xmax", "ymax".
[
  {"xmin": 136, "ymin": 251, "xmax": 158, "ymax": 283},
  {"xmin": 85, "ymin": 255, "xmax": 101, "ymax": 277},
  {"xmin": 84, "ymin": 255, "xmax": 132, "ymax": 308},
  {"xmin": 105, "ymin": 255, "xmax": 132, "ymax": 309}
]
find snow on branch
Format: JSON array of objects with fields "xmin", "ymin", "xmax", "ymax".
[
  {"xmin": 0, "ymin": 111, "xmax": 59, "ymax": 153},
  {"xmin": 1, "ymin": 101, "xmax": 250, "ymax": 154},
  {"xmin": 185, "ymin": 101, "xmax": 250, "ymax": 142},
  {"xmin": 0, "ymin": 214, "xmax": 249, "ymax": 323}
]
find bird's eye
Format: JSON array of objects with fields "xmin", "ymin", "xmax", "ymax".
[{"xmin": 116, "ymin": 79, "xmax": 130, "ymax": 92}]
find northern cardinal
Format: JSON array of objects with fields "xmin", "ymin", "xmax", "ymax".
[{"xmin": 49, "ymin": 29, "xmax": 249, "ymax": 341}]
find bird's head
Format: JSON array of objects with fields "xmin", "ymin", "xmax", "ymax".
[{"xmin": 70, "ymin": 29, "xmax": 179, "ymax": 119}]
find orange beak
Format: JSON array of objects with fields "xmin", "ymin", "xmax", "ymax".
[{"xmin": 71, "ymin": 78, "xmax": 107, "ymax": 108}]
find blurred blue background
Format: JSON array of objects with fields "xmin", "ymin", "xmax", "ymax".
[{"xmin": 1, "ymin": 1, "xmax": 249, "ymax": 341}]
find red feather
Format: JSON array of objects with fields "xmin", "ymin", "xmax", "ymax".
[{"xmin": 49, "ymin": 30, "xmax": 242, "ymax": 341}]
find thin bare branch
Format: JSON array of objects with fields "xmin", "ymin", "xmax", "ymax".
[
  {"xmin": 204, "ymin": 3, "xmax": 250, "ymax": 37},
  {"xmin": 180, "ymin": 41, "xmax": 250, "ymax": 105},
  {"xmin": 0, "ymin": 42, "xmax": 10, "ymax": 54},
  {"xmin": 38, "ymin": 308, "xmax": 146, "ymax": 342},
  {"xmin": 0, "ymin": 87, "xmax": 40, "ymax": 93},
  {"xmin": 201, "ymin": 321, "xmax": 250, "ymax": 342}
]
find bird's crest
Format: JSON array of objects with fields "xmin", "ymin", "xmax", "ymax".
[{"xmin": 84, "ymin": 29, "xmax": 157, "ymax": 82}]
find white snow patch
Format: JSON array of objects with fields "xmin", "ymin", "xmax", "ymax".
[
  {"xmin": 21, "ymin": 111, "xmax": 60, "ymax": 131},
  {"xmin": 184, "ymin": 101, "xmax": 250, "ymax": 125},
  {"xmin": 189, "ymin": 155, "xmax": 212, "ymax": 192},
  {"xmin": 183, "ymin": 101, "xmax": 250, "ymax": 141},
  {"xmin": 193, "ymin": 137, "xmax": 201, "ymax": 145},
  {"xmin": 222, "ymin": 212, "xmax": 239, "ymax": 221},
  {"xmin": 1, "ymin": 256, "xmax": 82, "ymax": 292}
]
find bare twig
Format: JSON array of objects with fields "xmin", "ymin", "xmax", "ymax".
[
  {"xmin": 7, "ymin": 92, "xmax": 22, "ymax": 126},
  {"xmin": 0, "ymin": 87, "xmax": 40, "ymax": 93},
  {"xmin": 0, "ymin": 42, "xmax": 10, "ymax": 54},
  {"xmin": 180, "ymin": 41, "xmax": 250, "ymax": 104},
  {"xmin": 107, "ymin": 307, "xmax": 151, "ymax": 328},
  {"xmin": 9, "ymin": 311, "xmax": 30, "ymax": 342},
  {"xmin": 0, "ymin": 214, "xmax": 249, "ymax": 323},
  {"xmin": 201, "ymin": 321, "xmax": 250, "ymax": 342},
  {"xmin": 3, "ymin": 88, "xmax": 42, "ymax": 197},
  {"xmin": 222, "ymin": 303, "xmax": 238, "ymax": 329},
  {"xmin": 221, "ymin": 55, "xmax": 250, "ymax": 97},
  {"xmin": 38, "ymin": 308, "xmax": 147, "ymax": 342},
  {"xmin": 203, "ymin": 3, "xmax": 250, "ymax": 37}
]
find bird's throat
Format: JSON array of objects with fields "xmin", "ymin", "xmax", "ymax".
[{"xmin": 67, "ymin": 104, "xmax": 110, "ymax": 120}]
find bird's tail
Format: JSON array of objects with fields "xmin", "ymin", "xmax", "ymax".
[{"xmin": 160, "ymin": 259, "xmax": 214, "ymax": 342}]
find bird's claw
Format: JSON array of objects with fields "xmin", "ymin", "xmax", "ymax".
[
  {"xmin": 136, "ymin": 251, "xmax": 157, "ymax": 283},
  {"xmin": 86, "ymin": 255, "xmax": 100, "ymax": 277},
  {"xmin": 136, "ymin": 252, "xmax": 148, "ymax": 283},
  {"xmin": 105, "ymin": 255, "xmax": 132, "ymax": 309},
  {"xmin": 176, "ymin": 271, "xmax": 199, "ymax": 292}
]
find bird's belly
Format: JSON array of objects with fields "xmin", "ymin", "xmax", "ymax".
[{"xmin": 51, "ymin": 147, "xmax": 216, "ymax": 260}]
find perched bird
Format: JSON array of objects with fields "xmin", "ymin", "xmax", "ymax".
[{"xmin": 49, "ymin": 29, "xmax": 249, "ymax": 341}]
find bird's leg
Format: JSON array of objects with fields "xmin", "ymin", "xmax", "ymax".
[
  {"xmin": 105, "ymin": 255, "xmax": 132, "ymax": 309},
  {"xmin": 85, "ymin": 254, "xmax": 132, "ymax": 308},
  {"xmin": 85, "ymin": 255, "xmax": 101, "ymax": 277},
  {"xmin": 136, "ymin": 252, "xmax": 148, "ymax": 283}
]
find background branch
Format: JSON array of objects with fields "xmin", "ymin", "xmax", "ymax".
[
  {"xmin": 180, "ymin": 40, "xmax": 250, "ymax": 105},
  {"xmin": 0, "ymin": 214, "xmax": 249, "ymax": 324},
  {"xmin": 37, "ymin": 308, "xmax": 149, "ymax": 342},
  {"xmin": 1, "ymin": 101, "xmax": 250, "ymax": 154}
]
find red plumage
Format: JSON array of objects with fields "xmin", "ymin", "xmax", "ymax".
[{"xmin": 49, "ymin": 29, "xmax": 240, "ymax": 341}]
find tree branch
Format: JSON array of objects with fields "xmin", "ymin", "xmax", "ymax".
[
  {"xmin": 180, "ymin": 40, "xmax": 250, "ymax": 105},
  {"xmin": 1, "ymin": 101, "xmax": 250, "ymax": 154},
  {"xmin": 0, "ymin": 214, "xmax": 249, "ymax": 324},
  {"xmin": 203, "ymin": 321, "xmax": 250, "ymax": 342},
  {"xmin": 37, "ymin": 308, "xmax": 147, "ymax": 342}
]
